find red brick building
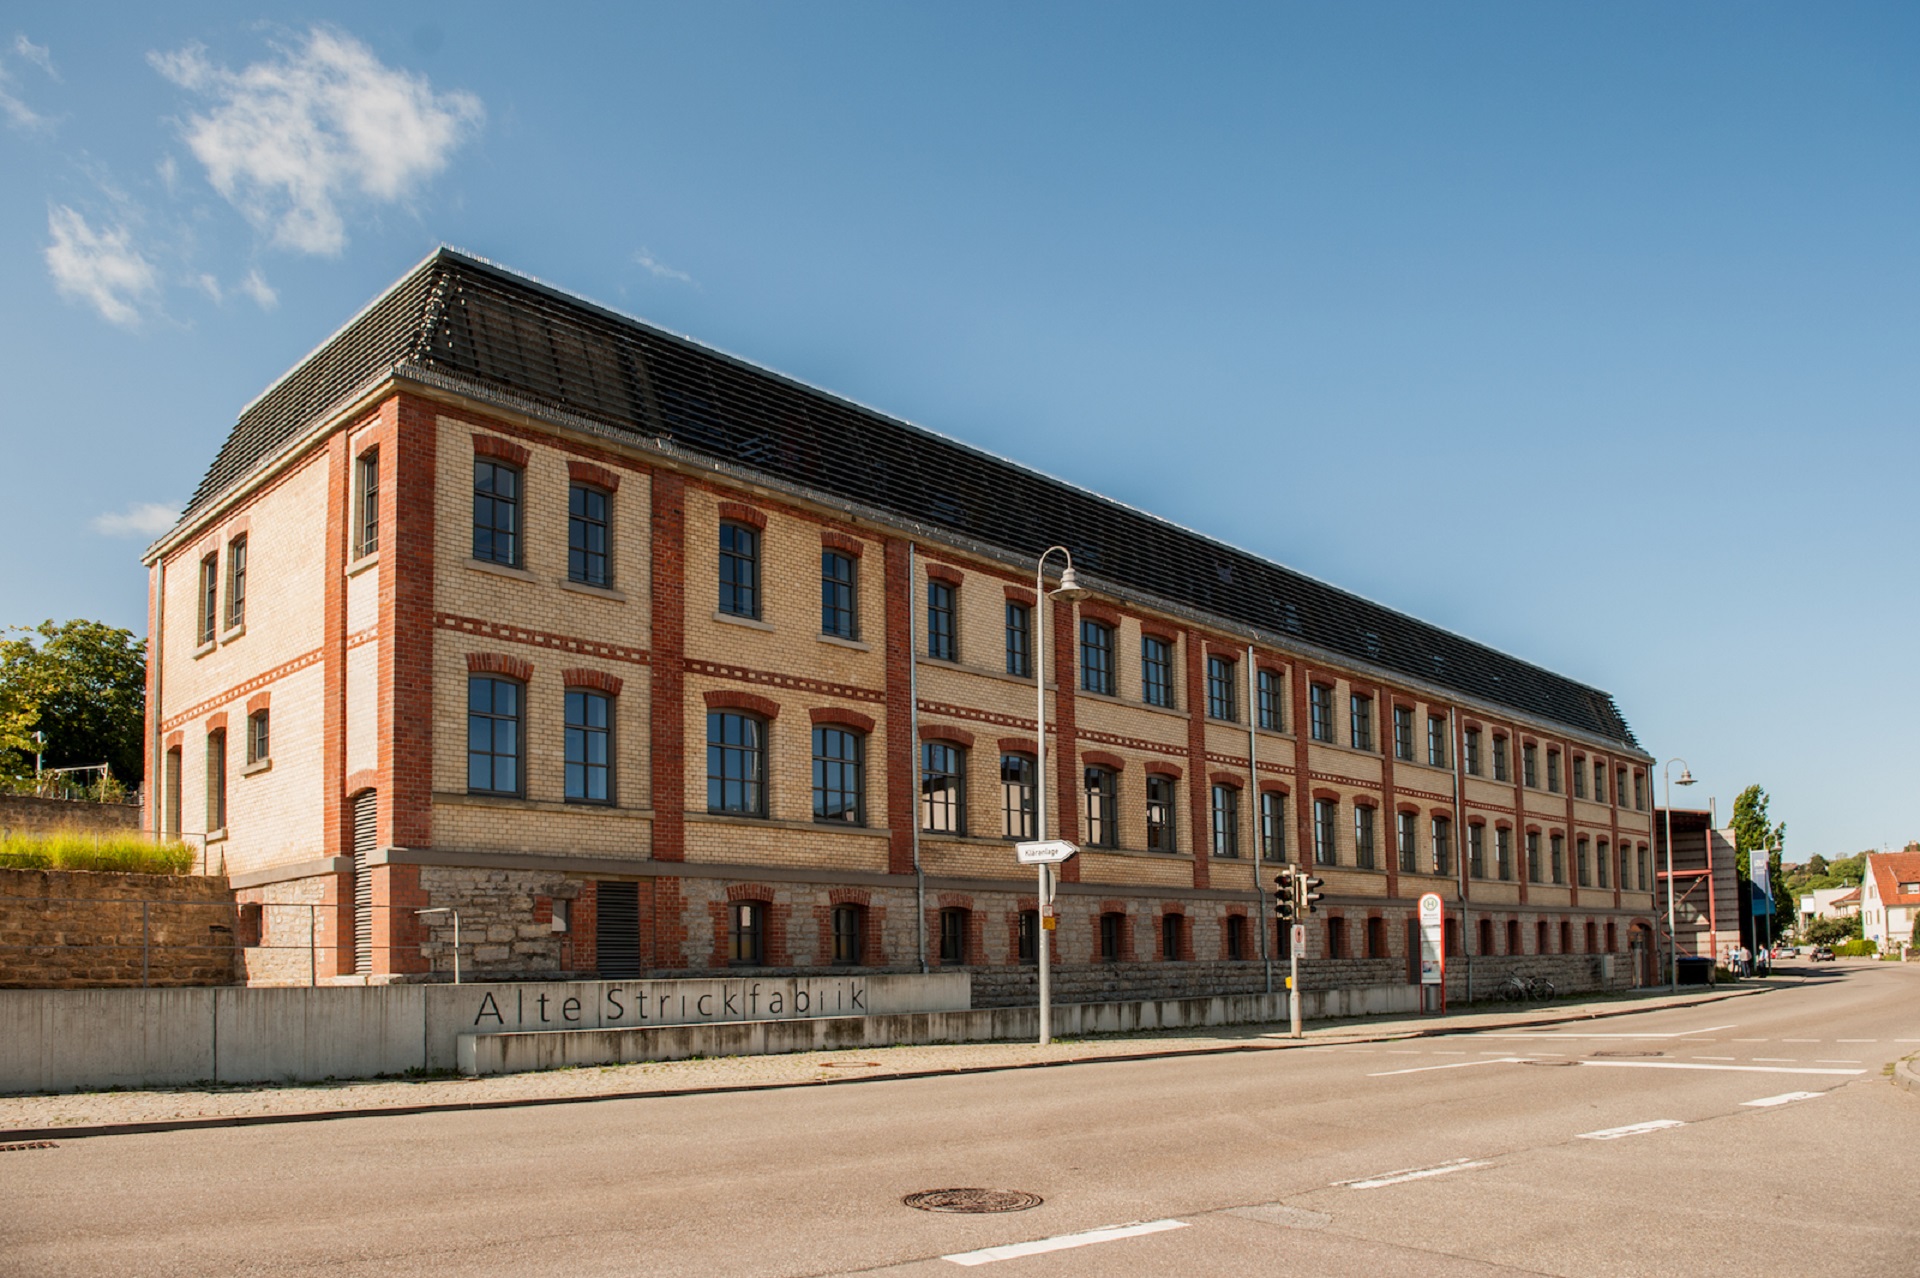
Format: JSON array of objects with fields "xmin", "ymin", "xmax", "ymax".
[{"xmin": 145, "ymin": 249, "xmax": 1659, "ymax": 996}]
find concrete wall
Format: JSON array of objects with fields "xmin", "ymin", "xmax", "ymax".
[
  {"xmin": 0, "ymin": 868, "xmax": 235, "ymax": 988},
  {"xmin": 0, "ymin": 796, "xmax": 142, "ymax": 835}
]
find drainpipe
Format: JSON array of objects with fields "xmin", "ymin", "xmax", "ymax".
[
  {"xmin": 908, "ymin": 542, "xmax": 927, "ymax": 974},
  {"xmin": 150, "ymin": 558, "xmax": 167, "ymax": 849},
  {"xmin": 1247, "ymin": 644, "xmax": 1269, "ymax": 994},
  {"xmin": 1452, "ymin": 707, "xmax": 1471, "ymax": 1002}
]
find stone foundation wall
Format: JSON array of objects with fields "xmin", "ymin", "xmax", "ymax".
[
  {"xmin": 1442, "ymin": 951, "xmax": 1635, "ymax": 1001},
  {"xmin": 0, "ymin": 867, "xmax": 235, "ymax": 988},
  {"xmin": 234, "ymin": 876, "xmax": 330, "ymax": 986},
  {"xmin": 0, "ymin": 794, "xmax": 143, "ymax": 836}
]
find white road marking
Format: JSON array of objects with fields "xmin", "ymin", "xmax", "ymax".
[
  {"xmin": 1692, "ymin": 1056, "xmax": 1736, "ymax": 1061},
  {"xmin": 1579, "ymin": 1119, "xmax": 1685, "ymax": 1141},
  {"xmin": 1383, "ymin": 1050, "xmax": 1422, "ymax": 1055},
  {"xmin": 1742, "ymin": 1092, "xmax": 1824, "ymax": 1108},
  {"xmin": 1896, "ymin": 1039, "xmax": 1920, "ymax": 1044},
  {"xmin": 1754, "ymin": 1058, "xmax": 1797, "ymax": 1063},
  {"xmin": 1783, "ymin": 1038, "xmax": 1820, "ymax": 1043},
  {"xmin": 1431, "ymin": 1050, "xmax": 1468, "ymax": 1056},
  {"xmin": 1815, "ymin": 1060, "xmax": 1862, "ymax": 1065},
  {"xmin": 1368, "ymin": 1057, "xmax": 1528, "ymax": 1077},
  {"xmin": 1836, "ymin": 1039, "xmax": 1876, "ymax": 1043},
  {"xmin": 1732, "ymin": 1038, "xmax": 1768, "ymax": 1043},
  {"xmin": 1480, "ymin": 1025, "xmax": 1736, "ymax": 1041},
  {"xmin": 1337, "ymin": 1158, "xmax": 1491, "ymax": 1190},
  {"xmin": 1581, "ymin": 1061, "xmax": 1864, "ymax": 1076},
  {"xmin": 942, "ymin": 1219, "xmax": 1187, "ymax": 1266}
]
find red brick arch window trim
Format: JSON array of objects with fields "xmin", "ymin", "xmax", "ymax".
[
  {"xmin": 820, "ymin": 531, "xmax": 865, "ymax": 558},
  {"xmin": 726, "ymin": 882, "xmax": 777, "ymax": 902},
  {"xmin": 705, "ymin": 690, "xmax": 780, "ymax": 720},
  {"xmin": 563, "ymin": 668, "xmax": 624, "ymax": 697},
  {"xmin": 567, "ymin": 460, "xmax": 621, "ymax": 492},
  {"xmin": 1495, "ymin": 819, "xmax": 1515, "ymax": 831},
  {"xmin": 1082, "ymin": 749, "xmax": 1127, "ymax": 772},
  {"xmin": 1079, "ymin": 603, "xmax": 1122, "ymax": 628},
  {"xmin": 165, "ymin": 731, "xmax": 183, "ymax": 751},
  {"xmin": 1204, "ymin": 640, "xmax": 1244, "ymax": 660},
  {"xmin": 1144, "ymin": 760, "xmax": 1184, "ymax": 779},
  {"xmin": 473, "ymin": 434, "xmax": 530, "ymax": 468},
  {"xmin": 919, "ymin": 724, "xmax": 974, "ymax": 748},
  {"xmin": 926, "ymin": 563, "xmax": 965, "ymax": 586},
  {"xmin": 1140, "ymin": 623, "xmax": 1180, "ymax": 644},
  {"xmin": 1312, "ymin": 787, "xmax": 1343, "ymax": 803},
  {"xmin": 1209, "ymin": 771, "xmax": 1244, "ymax": 789},
  {"xmin": 1397, "ymin": 801, "xmax": 1422, "ymax": 815},
  {"xmin": 1525, "ymin": 823, "xmax": 1544, "ymax": 835},
  {"xmin": 204, "ymin": 711, "xmax": 228, "ymax": 734},
  {"xmin": 1004, "ymin": 584, "xmax": 1036, "ymax": 606},
  {"xmin": 469, "ymin": 652, "xmax": 534, "ymax": 683},
  {"xmin": 810, "ymin": 706, "xmax": 876, "ymax": 734},
  {"xmin": 828, "ymin": 887, "xmax": 871, "ymax": 907},
  {"xmin": 717, "ymin": 500, "xmax": 767, "ymax": 531},
  {"xmin": 1258, "ymin": 778, "xmax": 1290, "ymax": 795},
  {"xmin": 1430, "ymin": 806, "xmax": 1455, "ymax": 820},
  {"xmin": 999, "ymin": 736, "xmax": 1039, "ymax": 755},
  {"xmin": 246, "ymin": 690, "xmax": 271, "ymax": 715}
]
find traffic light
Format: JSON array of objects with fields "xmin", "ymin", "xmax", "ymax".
[
  {"xmin": 1273, "ymin": 868, "xmax": 1295, "ymax": 922},
  {"xmin": 1298, "ymin": 874, "xmax": 1325, "ymax": 915}
]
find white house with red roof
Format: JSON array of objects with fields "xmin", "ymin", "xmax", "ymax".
[{"xmin": 1859, "ymin": 852, "xmax": 1920, "ymax": 952}]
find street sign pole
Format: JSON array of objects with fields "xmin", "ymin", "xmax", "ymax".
[
  {"xmin": 1289, "ymin": 932, "xmax": 1302, "ymax": 1039},
  {"xmin": 1038, "ymin": 860, "xmax": 1050, "ymax": 1045}
]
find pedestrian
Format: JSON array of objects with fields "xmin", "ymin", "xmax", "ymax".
[{"xmin": 1737, "ymin": 945, "xmax": 1750, "ymax": 976}]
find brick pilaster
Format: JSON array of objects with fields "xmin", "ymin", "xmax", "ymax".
[
  {"xmin": 1184, "ymin": 627, "xmax": 1211, "ymax": 891},
  {"xmin": 650, "ymin": 471, "xmax": 686, "ymax": 863},
  {"xmin": 382, "ymin": 395, "xmax": 436, "ymax": 852},
  {"xmin": 883, "ymin": 539, "xmax": 916, "ymax": 876}
]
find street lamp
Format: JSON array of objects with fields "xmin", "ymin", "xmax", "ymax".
[
  {"xmin": 1662, "ymin": 759, "xmax": 1696, "ymax": 993},
  {"xmin": 417, "ymin": 907, "xmax": 462, "ymax": 984},
  {"xmin": 1033, "ymin": 545, "xmax": 1088, "ymax": 1046}
]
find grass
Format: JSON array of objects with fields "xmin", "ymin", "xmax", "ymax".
[{"xmin": 0, "ymin": 830, "xmax": 197, "ymax": 874}]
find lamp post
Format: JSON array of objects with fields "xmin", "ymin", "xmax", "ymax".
[
  {"xmin": 1662, "ymin": 759, "xmax": 1696, "ymax": 993},
  {"xmin": 1033, "ymin": 545, "xmax": 1088, "ymax": 1046},
  {"xmin": 417, "ymin": 907, "xmax": 461, "ymax": 984}
]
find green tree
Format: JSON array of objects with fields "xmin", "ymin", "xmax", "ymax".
[
  {"xmin": 1805, "ymin": 915, "xmax": 1860, "ymax": 946},
  {"xmin": 0, "ymin": 620, "xmax": 147, "ymax": 785},
  {"xmin": 1730, "ymin": 785, "xmax": 1786, "ymax": 887},
  {"xmin": 1803, "ymin": 853, "xmax": 1829, "ymax": 878}
]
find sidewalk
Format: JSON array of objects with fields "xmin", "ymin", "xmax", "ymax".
[{"xmin": 0, "ymin": 984, "xmax": 1765, "ymax": 1141}]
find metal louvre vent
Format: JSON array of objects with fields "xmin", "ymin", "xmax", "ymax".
[
  {"xmin": 351, "ymin": 791, "xmax": 376, "ymax": 976},
  {"xmin": 596, "ymin": 881, "xmax": 640, "ymax": 978}
]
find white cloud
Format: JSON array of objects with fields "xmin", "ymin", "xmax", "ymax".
[
  {"xmin": 14, "ymin": 35, "xmax": 56, "ymax": 79},
  {"xmin": 0, "ymin": 34, "xmax": 55, "ymax": 132},
  {"xmin": 45, "ymin": 205, "xmax": 157, "ymax": 327},
  {"xmin": 239, "ymin": 268, "xmax": 277, "ymax": 310},
  {"xmin": 92, "ymin": 501, "xmax": 180, "ymax": 538},
  {"xmin": 632, "ymin": 248, "xmax": 694, "ymax": 286},
  {"xmin": 195, "ymin": 273, "xmax": 222, "ymax": 302},
  {"xmin": 150, "ymin": 27, "xmax": 482, "ymax": 255}
]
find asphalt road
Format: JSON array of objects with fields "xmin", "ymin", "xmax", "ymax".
[{"xmin": 4, "ymin": 963, "xmax": 1917, "ymax": 1277}]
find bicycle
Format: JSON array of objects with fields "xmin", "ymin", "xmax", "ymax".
[{"xmin": 1499, "ymin": 973, "xmax": 1557, "ymax": 1003}]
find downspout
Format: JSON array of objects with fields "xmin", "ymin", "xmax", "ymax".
[
  {"xmin": 1247, "ymin": 645, "xmax": 1269, "ymax": 994},
  {"xmin": 1452, "ymin": 706, "xmax": 1471, "ymax": 1002},
  {"xmin": 151, "ymin": 557, "xmax": 166, "ymax": 851},
  {"xmin": 908, "ymin": 542, "xmax": 927, "ymax": 974}
]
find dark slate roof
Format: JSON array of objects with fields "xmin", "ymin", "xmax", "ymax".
[{"xmin": 184, "ymin": 248, "xmax": 1643, "ymax": 750}]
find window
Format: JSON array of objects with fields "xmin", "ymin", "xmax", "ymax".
[
  {"xmin": 1142, "ymin": 635, "xmax": 1174, "ymax": 708},
  {"xmin": 1607, "ymin": 921, "xmax": 1618, "ymax": 952},
  {"xmin": 1099, "ymin": 911, "xmax": 1124, "ymax": 961},
  {"xmin": 1560, "ymin": 920, "xmax": 1572, "ymax": 954},
  {"xmin": 1594, "ymin": 760, "xmax": 1606, "ymax": 801},
  {"xmin": 1616, "ymin": 767, "xmax": 1629, "ymax": 808},
  {"xmin": 1211, "ymin": 784, "xmax": 1240, "ymax": 859},
  {"xmin": 1350, "ymin": 694, "xmax": 1373, "ymax": 751},
  {"xmin": 939, "ymin": 908, "xmax": 969, "ymax": 965},
  {"xmin": 163, "ymin": 748, "xmax": 181, "ymax": 839},
  {"xmin": 1492, "ymin": 735, "xmax": 1510, "ymax": 782},
  {"xmin": 1146, "ymin": 774, "xmax": 1176, "ymax": 853},
  {"xmin": 922, "ymin": 741, "xmax": 966, "ymax": 833},
  {"xmin": 1259, "ymin": 790, "xmax": 1286, "ymax": 862},
  {"xmin": 1085, "ymin": 767, "xmax": 1117, "ymax": 847},
  {"xmin": 1547, "ymin": 749, "xmax": 1562, "ymax": 794},
  {"xmin": 831, "ymin": 904, "xmax": 864, "ymax": 965},
  {"xmin": 1226, "ymin": 914, "xmax": 1247, "ymax": 961},
  {"xmin": 1496, "ymin": 827, "xmax": 1514, "ymax": 880},
  {"xmin": 560, "ymin": 690, "xmax": 612, "ymax": 804},
  {"xmin": 1365, "ymin": 916, "xmax": 1386, "ymax": 959},
  {"xmin": 1597, "ymin": 839, "xmax": 1611, "ymax": 888},
  {"xmin": 197, "ymin": 553, "xmax": 218, "ymax": 645},
  {"xmin": 719, "ymin": 521, "xmax": 760, "ymax": 618},
  {"xmin": 706, "ymin": 711, "xmax": 766, "ymax": 816},
  {"xmin": 569, "ymin": 484, "xmax": 611, "ymax": 587},
  {"xmin": 1637, "ymin": 845, "xmax": 1649, "ymax": 890},
  {"xmin": 1633, "ymin": 771, "xmax": 1646, "ymax": 811},
  {"xmin": 1161, "ymin": 913, "xmax": 1184, "ymax": 961},
  {"xmin": 1005, "ymin": 602, "xmax": 1032, "ymax": 677},
  {"xmin": 1354, "ymin": 804, "xmax": 1376, "ymax": 870},
  {"xmin": 1573, "ymin": 757, "xmax": 1587, "ymax": 799},
  {"xmin": 246, "ymin": 709, "xmax": 269, "ymax": 766},
  {"xmin": 927, "ymin": 580, "xmax": 957, "ymax": 661},
  {"xmin": 1017, "ymin": 911, "xmax": 1038, "ymax": 965},
  {"xmin": 729, "ymin": 901, "xmax": 765, "ymax": 966},
  {"xmin": 468, "ymin": 676, "xmax": 522, "ymax": 796},
  {"xmin": 1478, "ymin": 918, "xmax": 1494, "ymax": 955},
  {"xmin": 1392, "ymin": 706, "xmax": 1414, "ymax": 761},
  {"xmin": 206, "ymin": 729, "xmax": 227, "ymax": 831},
  {"xmin": 812, "ymin": 726, "xmax": 864, "ymax": 825},
  {"xmin": 355, "ymin": 449, "xmax": 379, "ymax": 557},
  {"xmin": 1257, "ymin": 669, "xmax": 1284, "ymax": 730},
  {"xmin": 1577, "ymin": 837, "xmax": 1591, "ymax": 887},
  {"xmin": 473, "ymin": 459, "xmax": 521, "ymax": 566},
  {"xmin": 1432, "ymin": 815, "xmax": 1453, "ymax": 877},
  {"xmin": 1585, "ymin": 921, "xmax": 1597, "ymax": 953},
  {"xmin": 1537, "ymin": 920, "xmax": 1550, "ymax": 954},
  {"xmin": 1463, "ymin": 727, "xmax": 1481, "ymax": 775},
  {"xmin": 1522, "ymin": 743, "xmax": 1538, "ymax": 788},
  {"xmin": 1080, "ymin": 620, "xmax": 1115, "ymax": 695},
  {"xmin": 820, "ymin": 550, "xmax": 857, "ymax": 638},
  {"xmin": 1526, "ymin": 832, "xmax": 1541, "ymax": 883},
  {"xmin": 1326, "ymin": 915, "xmax": 1347, "ymax": 958},
  {"xmin": 225, "ymin": 535, "xmax": 247, "ymax": 630},
  {"xmin": 1468, "ymin": 824, "xmax": 1486, "ymax": 878},
  {"xmin": 1397, "ymin": 810, "xmax": 1418, "ymax": 874},
  {"xmin": 1503, "ymin": 919, "xmax": 1519, "ymax": 954},
  {"xmin": 1313, "ymin": 798, "xmax": 1338, "ymax": 866},
  {"xmin": 1551, "ymin": 834, "xmax": 1565, "ymax": 885},
  {"xmin": 1309, "ymin": 683, "xmax": 1334, "ymax": 742},
  {"xmin": 1427, "ymin": 715, "xmax": 1448, "ymax": 768},
  {"xmin": 1207, "ymin": 655, "xmax": 1237, "ymax": 720},
  {"xmin": 1000, "ymin": 754, "xmax": 1034, "ymax": 840}
]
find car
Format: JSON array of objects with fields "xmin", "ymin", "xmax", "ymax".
[
  {"xmin": 1773, "ymin": 946, "xmax": 1799, "ymax": 959},
  {"xmin": 1810, "ymin": 945, "xmax": 1835, "ymax": 962}
]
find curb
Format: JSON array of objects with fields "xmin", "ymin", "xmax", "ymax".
[
  {"xmin": 1896, "ymin": 1055, "xmax": 1919, "ymax": 1097},
  {"xmin": 0, "ymin": 985, "xmax": 1766, "ymax": 1143}
]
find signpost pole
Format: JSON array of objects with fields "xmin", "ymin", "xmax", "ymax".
[
  {"xmin": 1289, "ymin": 920, "xmax": 1302, "ymax": 1038},
  {"xmin": 1038, "ymin": 862, "xmax": 1050, "ymax": 1045}
]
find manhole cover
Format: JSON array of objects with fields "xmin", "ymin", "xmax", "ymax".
[
  {"xmin": 0, "ymin": 1141, "xmax": 57, "ymax": 1152},
  {"xmin": 903, "ymin": 1188, "xmax": 1044, "ymax": 1214},
  {"xmin": 1591, "ymin": 1051, "xmax": 1662, "ymax": 1058}
]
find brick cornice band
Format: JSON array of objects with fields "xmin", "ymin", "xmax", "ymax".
[
  {"xmin": 1144, "ymin": 760, "xmax": 1184, "ymax": 779},
  {"xmin": 704, "ymin": 689, "xmax": 780, "ymax": 719},
  {"xmin": 809, "ymin": 706, "xmax": 876, "ymax": 734},
  {"xmin": 473, "ymin": 434, "xmax": 530, "ymax": 468},
  {"xmin": 562, "ymin": 667, "xmax": 624, "ymax": 697},
  {"xmin": 926, "ymin": 563, "xmax": 965, "ymax": 586},
  {"xmin": 1081, "ymin": 749, "xmax": 1126, "ymax": 772},
  {"xmin": 820, "ymin": 530, "xmax": 865, "ymax": 558},
  {"xmin": 717, "ymin": 500, "xmax": 767, "ymax": 530},
  {"xmin": 918, "ymin": 723, "xmax": 975, "ymax": 748},
  {"xmin": 567, "ymin": 460, "xmax": 621, "ymax": 492},
  {"xmin": 469, "ymin": 652, "xmax": 534, "ymax": 683}
]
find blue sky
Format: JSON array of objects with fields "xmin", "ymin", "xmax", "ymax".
[{"xmin": 2, "ymin": 3, "xmax": 1914, "ymax": 859}]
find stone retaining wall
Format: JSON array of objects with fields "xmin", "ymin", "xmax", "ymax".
[
  {"xmin": 0, "ymin": 795, "xmax": 142, "ymax": 835},
  {"xmin": 0, "ymin": 868, "xmax": 235, "ymax": 988},
  {"xmin": 970, "ymin": 957, "xmax": 1404, "ymax": 1007}
]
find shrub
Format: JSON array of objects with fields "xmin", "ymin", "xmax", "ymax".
[
  {"xmin": 1832, "ymin": 938, "xmax": 1879, "ymax": 958},
  {"xmin": 0, "ymin": 831, "xmax": 195, "ymax": 874}
]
